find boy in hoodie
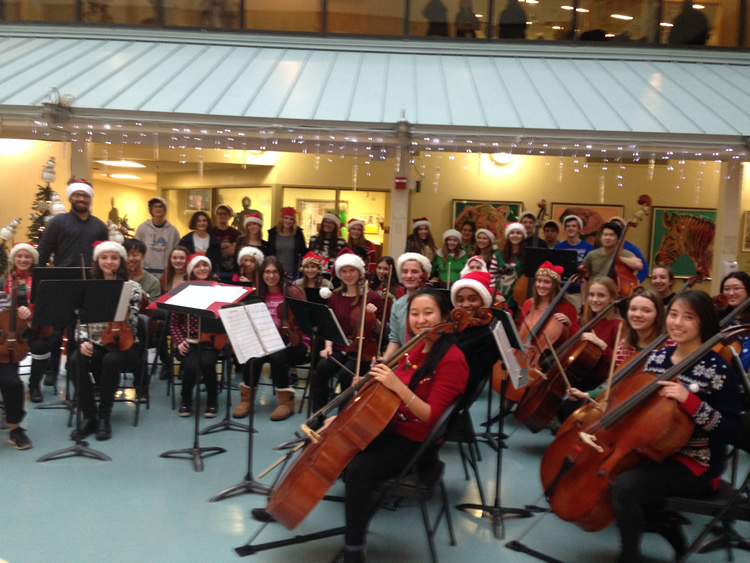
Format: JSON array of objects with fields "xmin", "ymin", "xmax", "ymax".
[{"xmin": 134, "ymin": 197, "xmax": 181, "ymax": 271}]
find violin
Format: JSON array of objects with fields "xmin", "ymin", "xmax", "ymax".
[
  {"xmin": 0, "ymin": 272, "xmax": 30, "ymax": 363},
  {"xmin": 344, "ymin": 280, "xmax": 379, "ymax": 362},
  {"xmin": 539, "ymin": 323, "xmax": 750, "ymax": 532},
  {"xmin": 512, "ymin": 199, "xmax": 546, "ymax": 306},
  {"xmin": 265, "ymin": 306, "xmax": 488, "ymax": 530},
  {"xmin": 277, "ymin": 277, "xmax": 303, "ymax": 347},
  {"xmin": 101, "ymin": 321, "xmax": 135, "ymax": 351},
  {"xmin": 606, "ymin": 195, "xmax": 651, "ymax": 297},
  {"xmin": 514, "ymin": 296, "xmax": 625, "ymax": 432}
]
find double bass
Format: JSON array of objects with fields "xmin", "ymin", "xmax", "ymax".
[
  {"xmin": 606, "ymin": 195, "xmax": 651, "ymax": 297},
  {"xmin": 265, "ymin": 306, "xmax": 488, "ymax": 530}
]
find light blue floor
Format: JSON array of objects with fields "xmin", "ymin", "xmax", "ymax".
[{"xmin": 2, "ymin": 359, "xmax": 748, "ymax": 563}]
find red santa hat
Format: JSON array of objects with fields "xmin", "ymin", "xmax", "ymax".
[
  {"xmin": 412, "ymin": 217, "xmax": 431, "ymax": 231},
  {"xmin": 347, "ymin": 218, "xmax": 365, "ymax": 231},
  {"xmin": 280, "ymin": 207, "xmax": 296, "ymax": 218},
  {"xmin": 451, "ymin": 271, "xmax": 493, "ymax": 308},
  {"xmin": 536, "ymin": 260, "xmax": 564, "ymax": 283},
  {"xmin": 243, "ymin": 213, "xmax": 263, "ymax": 228},
  {"xmin": 504, "ymin": 222, "xmax": 526, "ymax": 239},
  {"xmin": 300, "ymin": 251, "xmax": 326, "ymax": 269},
  {"xmin": 396, "ymin": 252, "xmax": 431, "ymax": 282},
  {"xmin": 333, "ymin": 248, "xmax": 365, "ymax": 277},
  {"xmin": 10, "ymin": 242, "xmax": 39, "ymax": 266},
  {"xmin": 66, "ymin": 178, "xmax": 94, "ymax": 200},
  {"xmin": 237, "ymin": 246, "xmax": 264, "ymax": 266},
  {"xmin": 92, "ymin": 240, "xmax": 126, "ymax": 262},
  {"xmin": 322, "ymin": 213, "xmax": 341, "ymax": 228},
  {"xmin": 475, "ymin": 228, "xmax": 496, "ymax": 244},
  {"xmin": 186, "ymin": 254, "xmax": 212, "ymax": 278},
  {"xmin": 460, "ymin": 256, "xmax": 488, "ymax": 277}
]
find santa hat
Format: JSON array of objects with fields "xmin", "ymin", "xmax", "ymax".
[
  {"xmin": 451, "ymin": 271, "xmax": 493, "ymax": 308},
  {"xmin": 92, "ymin": 240, "xmax": 126, "ymax": 262},
  {"xmin": 475, "ymin": 228, "xmax": 496, "ymax": 244},
  {"xmin": 243, "ymin": 213, "xmax": 263, "ymax": 228},
  {"xmin": 333, "ymin": 249, "xmax": 365, "ymax": 277},
  {"xmin": 237, "ymin": 246, "xmax": 264, "ymax": 266},
  {"xmin": 186, "ymin": 254, "xmax": 212, "ymax": 278},
  {"xmin": 281, "ymin": 207, "xmax": 296, "ymax": 218},
  {"xmin": 66, "ymin": 178, "xmax": 94, "ymax": 200},
  {"xmin": 10, "ymin": 243, "xmax": 39, "ymax": 265},
  {"xmin": 504, "ymin": 222, "xmax": 526, "ymax": 239},
  {"xmin": 536, "ymin": 260, "xmax": 564, "ymax": 283},
  {"xmin": 442, "ymin": 229, "xmax": 461, "ymax": 242},
  {"xmin": 300, "ymin": 251, "xmax": 325, "ymax": 269},
  {"xmin": 215, "ymin": 204, "xmax": 234, "ymax": 216},
  {"xmin": 519, "ymin": 211, "xmax": 536, "ymax": 223},
  {"xmin": 396, "ymin": 252, "xmax": 431, "ymax": 281},
  {"xmin": 322, "ymin": 213, "xmax": 341, "ymax": 228},
  {"xmin": 347, "ymin": 218, "xmax": 365, "ymax": 231},
  {"xmin": 562, "ymin": 215, "xmax": 584, "ymax": 230},
  {"xmin": 460, "ymin": 256, "xmax": 488, "ymax": 277},
  {"xmin": 412, "ymin": 217, "xmax": 431, "ymax": 231}
]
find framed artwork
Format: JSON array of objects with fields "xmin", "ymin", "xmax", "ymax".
[
  {"xmin": 185, "ymin": 188, "xmax": 211, "ymax": 211},
  {"xmin": 550, "ymin": 203, "xmax": 625, "ymax": 247},
  {"xmin": 743, "ymin": 211, "xmax": 750, "ymax": 252},
  {"xmin": 650, "ymin": 207, "xmax": 716, "ymax": 279},
  {"xmin": 452, "ymin": 200, "xmax": 523, "ymax": 248}
]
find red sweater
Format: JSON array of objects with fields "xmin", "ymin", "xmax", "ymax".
[
  {"xmin": 386, "ymin": 341, "xmax": 469, "ymax": 442},
  {"xmin": 328, "ymin": 290, "xmax": 384, "ymax": 353},
  {"xmin": 588, "ymin": 317, "xmax": 624, "ymax": 383},
  {"xmin": 519, "ymin": 299, "xmax": 580, "ymax": 335}
]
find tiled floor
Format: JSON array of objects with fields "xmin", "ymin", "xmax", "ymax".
[{"xmin": 1, "ymin": 361, "xmax": 747, "ymax": 562}]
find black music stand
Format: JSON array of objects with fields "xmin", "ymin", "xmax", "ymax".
[
  {"xmin": 286, "ymin": 297, "xmax": 350, "ymax": 417},
  {"xmin": 30, "ymin": 268, "xmax": 92, "ymax": 412},
  {"xmin": 457, "ymin": 311, "xmax": 533, "ymax": 539},
  {"xmin": 524, "ymin": 248, "xmax": 579, "ymax": 281},
  {"xmin": 36, "ymin": 279, "xmax": 124, "ymax": 463}
]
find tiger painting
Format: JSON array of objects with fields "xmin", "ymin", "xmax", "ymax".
[{"xmin": 654, "ymin": 212, "xmax": 715, "ymax": 279}]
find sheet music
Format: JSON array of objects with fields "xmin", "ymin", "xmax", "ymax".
[
  {"xmin": 168, "ymin": 284, "xmax": 246, "ymax": 309},
  {"xmin": 492, "ymin": 320, "xmax": 528, "ymax": 390},
  {"xmin": 218, "ymin": 302, "xmax": 286, "ymax": 364}
]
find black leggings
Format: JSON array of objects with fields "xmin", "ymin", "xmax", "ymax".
[
  {"xmin": 242, "ymin": 342, "xmax": 308, "ymax": 388},
  {"xmin": 312, "ymin": 351, "xmax": 370, "ymax": 412},
  {"xmin": 26, "ymin": 329, "xmax": 62, "ymax": 386},
  {"xmin": 0, "ymin": 362, "xmax": 25, "ymax": 424},
  {"xmin": 610, "ymin": 458, "xmax": 712, "ymax": 561},
  {"xmin": 177, "ymin": 343, "xmax": 219, "ymax": 404},
  {"xmin": 69, "ymin": 345, "xmax": 139, "ymax": 418},
  {"xmin": 344, "ymin": 432, "xmax": 421, "ymax": 546}
]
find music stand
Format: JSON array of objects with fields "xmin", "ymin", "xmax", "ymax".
[
  {"xmin": 285, "ymin": 297, "xmax": 350, "ymax": 417},
  {"xmin": 524, "ymin": 248, "xmax": 579, "ymax": 281},
  {"xmin": 155, "ymin": 281, "xmax": 251, "ymax": 472},
  {"xmin": 36, "ymin": 279, "xmax": 124, "ymax": 463},
  {"xmin": 30, "ymin": 267, "xmax": 92, "ymax": 412},
  {"xmin": 457, "ymin": 310, "xmax": 533, "ymax": 539}
]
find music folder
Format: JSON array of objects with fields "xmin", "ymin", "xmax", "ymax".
[{"xmin": 491, "ymin": 309, "xmax": 528, "ymax": 390}]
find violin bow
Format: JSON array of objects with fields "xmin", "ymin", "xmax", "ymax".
[
  {"xmin": 353, "ymin": 277, "xmax": 369, "ymax": 381},
  {"xmin": 601, "ymin": 322, "xmax": 624, "ymax": 410},
  {"xmin": 376, "ymin": 264, "xmax": 393, "ymax": 355}
]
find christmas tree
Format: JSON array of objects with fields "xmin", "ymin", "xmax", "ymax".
[{"xmin": 27, "ymin": 157, "xmax": 63, "ymax": 245}]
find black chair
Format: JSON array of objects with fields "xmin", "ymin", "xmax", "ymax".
[
  {"xmin": 371, "ymin": 398, "xmax": 461, "ymax": 562},
  {"xmin": 114, "ymin": 314, "xmax": 151, "ymax": 426},
  {"xmin": 663, "ymin": 411, "xmax": 750, "ymax": 562}
]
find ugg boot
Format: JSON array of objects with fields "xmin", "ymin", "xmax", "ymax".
[
  {"xmin": 270, "ymin": 389, "xmax": 295, "ymax": 421},
  {"xmin": 232, "ymin": 383, "xmax": 256, "ymax": 419}
]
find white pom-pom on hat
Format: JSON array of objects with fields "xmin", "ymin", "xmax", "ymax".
[{"xmin": 319, "ymin": 287, "xmax": 333, "ymax": 300}]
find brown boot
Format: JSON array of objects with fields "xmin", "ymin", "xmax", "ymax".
[
  {"xmin": 270, "ymin": 389, "xmax": 295, "ymax": 421},
  {"xmin": 232, "ymin": 384, "xmax": 256, "ymax": 419}
]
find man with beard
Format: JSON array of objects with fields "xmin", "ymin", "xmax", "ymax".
[{"xmin": 38, "ymin": 178, "xmax": 108, "ymax": 267}]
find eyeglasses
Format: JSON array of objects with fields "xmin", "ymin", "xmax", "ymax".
[
  {"xmin": 265, "ymin": 269, "xmax": 280, "ymax": 275},
  {"xmin": 724, "ymin": 285, "xmax": 746, "ymax": 293}
]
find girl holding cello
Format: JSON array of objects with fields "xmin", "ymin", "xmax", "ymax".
[
  {"xmin": 170, "ymin": 254, "xmax": 222, "ymax": 419},
  {"xmin": 517, "ymin": 260, "xmax": 579, "ymax": 335},
  {"xmin": 2, "ymin": 243, "xmax": 61, "ymax": 403},
  {"xmin": 340, "ymin": 288, "xmax": 469, "ymax": 562},
  {"xmin": 70, "ymin": 241, "xmax": 142, "ymax": 441},
  {"xmin": 232, "ymin": 256, "xmax": 308, "ymax": 421},
  {"xmin": 312, "ymin": 251, "xmax": 383, "ymax": 413},
  {"xmin": 609, "ymin": 291, "xmax": 741, "ymax": 562}
]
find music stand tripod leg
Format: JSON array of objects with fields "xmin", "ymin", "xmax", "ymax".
[
  {"xmin": 159, "ymin": 321, "xmax": 225, "ymax": 472},
  {"xmin": 210, "ymin": 357, "xmax": 270, "ymax": 501},
  {"xmin": 200, "ymin": 352, "xmax": 251, "ymax": 435}
]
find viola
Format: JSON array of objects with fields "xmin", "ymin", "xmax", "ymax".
[
  {"xmin": 265, "ymin": 306, "xmax": 487, "ymax": 530},
  {"xmin": 101, "ymin": 321, "xmax": 135, "ymax": 351},
  {"xmin": 0, "ymin": 272, "xmax": 30, "ymax": 363},
  {"xmin": 539, "ymin": 323, "xmax": 750, "ymax": 532},
  {"xmin": 515, "ymin": 296, "xmax": 624, "ymax": 432},
  {"xmin": 606, "ymin": 195, "xmax": 651, "ymax": 297},
  {"xmin": 344, "ymin": 305, "xmax": 378, "ymax": 360}
]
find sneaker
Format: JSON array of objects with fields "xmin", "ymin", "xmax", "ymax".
[
  {"xmin": 178, "ymin": 401, "xmax": 192, "ymax": 417},
  {"xmin": 9, "ymin": 427, "xmax": 33, "ymax": 450},
  {"xmin": 204, "ymin": 403, "xmax": 219, "ymax": 418}
]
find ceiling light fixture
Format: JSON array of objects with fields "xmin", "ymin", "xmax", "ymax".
[
  {"xmin": 95, "ymin": 159, "xmax": 146, "ymax": 168},
  {"xmin": 611, "ymin": 14, "xmax": 634, "ymax": 20},
  {"xmin": 107, "ymin": 173, "xmax": 141, "ymax": 180}
]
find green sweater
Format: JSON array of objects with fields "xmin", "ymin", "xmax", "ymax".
[{"xmin": 431, "ymin": 251, "xmax": 468, "ymax": 285}]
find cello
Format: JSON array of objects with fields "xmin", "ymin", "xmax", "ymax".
[
  {"xmin": 606, "ymin": 195, "xmax": 651, "ymax": 297},
  {"xmin": 540, "ymin": 320, "xmax": 750, "ymax": 532},
  {"xmin": 265, "ymin": 306, "xmax": 488, "ymax": 530},
  {"xmin": 512, "ymin": 199, "xmax": 546, "ymax": 307},
  {"xmin": 514, "ymin": 295, "xmax": 625, "ymax": 432}
]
